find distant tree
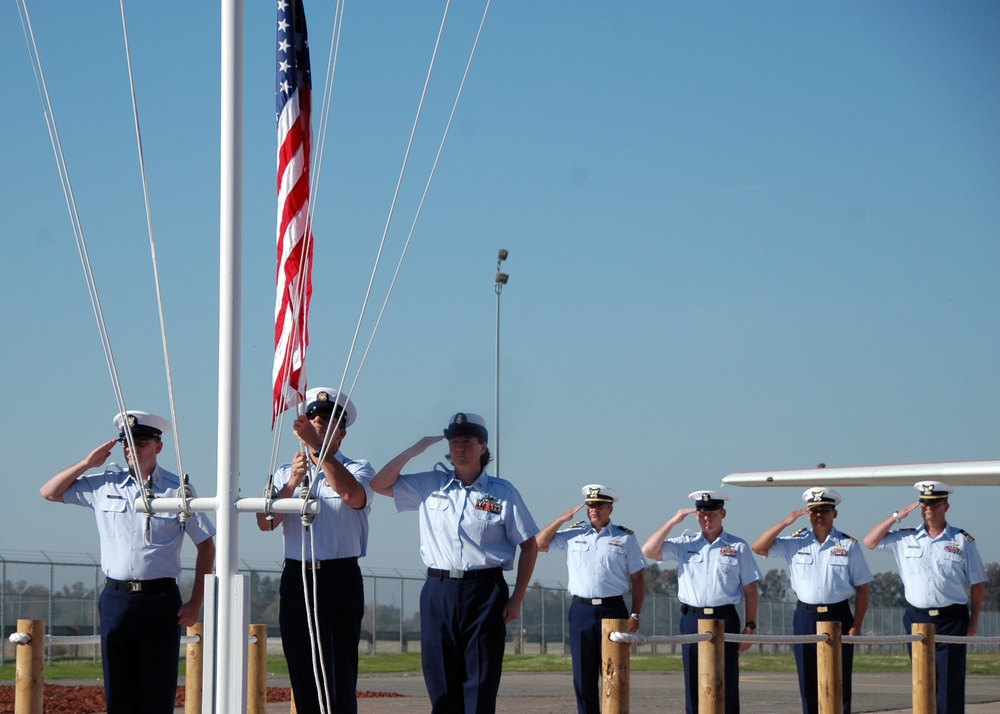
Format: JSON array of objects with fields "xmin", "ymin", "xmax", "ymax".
[
  {"xmin": 983, "ymin": 562, "xmax": 1000, "ymax": 612},
  {"xmin": 758, "ymin": 568, "xmax": 791, "ymax": 602},
  {"xmin": 869, "ymin": 571, "xmax": 906, "ymax": 608},
  {"xmin": 644, "ymin": 563, "xmax": 677, "ymax": 595}
]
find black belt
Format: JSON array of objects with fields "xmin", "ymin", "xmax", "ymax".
[
  {"xmin": 572, "ymin": 594, "xmax": 625, "ymax": 606},
  {"xmin": 797, "ymin": 599, "xmax": 850, "ymax": 613},
  {"xmin": 105, "ymin": 577, "xmax": 175, "ymax": 594},
  {"xmin": 427, "ymin": 567, "xmax": 503, "ymax": 581},
  {"xmin": 907, "ymin": 602, "xmax": 968, "ymax": 618},
  {"xmin": 680, "ymin": 603, "xmax": 737, "ymax": 617},
  {"xmin": 284, "ymin": 557, "xmax": 358, "ymax": 570}
]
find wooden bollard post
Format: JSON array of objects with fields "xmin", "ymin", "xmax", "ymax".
[
  {"xmin": 817, "ymin": 620, "xmax": 843, "ymax": 714},
  {"xmin": 601, "ymin": 618, "xmax": 631, "ymax": 714},
  {"xmin": 248, "ymin": 625, "xmax": 268, "ymax": 714},
  {"xmin": 14, "ymin": 619, "xmax": 44, "ymax": 714},
  {"xmin": 185, "ymin": 623, "xmax": 203, "ymax": 714},
  {"xmin": 912, "ymin": 622, "xmax": 936, "ymax": 714},
  {"xmin": 698, "ymin": 618, "xmax": 724, "ymax": 714}
]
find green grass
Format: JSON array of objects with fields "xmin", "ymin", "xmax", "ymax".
[{"xmin": 2, "ymin": 652, "xmax": 996, "ymax": 681}]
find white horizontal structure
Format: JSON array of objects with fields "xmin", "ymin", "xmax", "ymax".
[
  {"xmin": 722, "ymin": 460, "xmax": 1000, "ymax": 487},
  {"xmin": 136, "ymin": 497, "xmax": 320, "ymax": 515}
]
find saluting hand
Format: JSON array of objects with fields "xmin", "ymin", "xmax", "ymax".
[
  {"xmin": 85, "ymin": 440, "xmax": 117, "ymax": 470},
  {"xmin": 786, "ymin": 507, "xmax": 809, "ymax": 524},
  {"xmin": 896, "ymin": 503, "xmax": 920, "ymax": 520},
  {"xmin": 560, "ymin": 504, "xmax": 584, "ymax": 523},
  {"xmin": 672, "ymin": 507, "xmax": 696, "ymax": 523},
  {"xmin": 408, "ymin": 435, "xmax": 445, "ymax": 457}
]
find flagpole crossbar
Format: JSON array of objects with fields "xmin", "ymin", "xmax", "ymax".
[{"xmin": 136, "ymin": 496, "xmax": 320, "ymax": 515}]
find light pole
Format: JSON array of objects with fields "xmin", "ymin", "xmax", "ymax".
[{"xmin": 494, "ymin": 248, "xmax": 509, "ymax": 476}]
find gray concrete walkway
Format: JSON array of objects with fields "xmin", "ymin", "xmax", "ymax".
[{"xmin": 258, "ymin": 671, "xmax": 997, "ymax": 713}]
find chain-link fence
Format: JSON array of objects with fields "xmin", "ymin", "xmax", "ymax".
[{"xmin": 3, "ymin": 552, "xmax": 997, "ymax": 664}]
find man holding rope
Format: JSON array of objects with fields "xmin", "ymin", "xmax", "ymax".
[
  {"xmin": 753, "ymin": 488, "xmax": 872, "ymax": 714},
  {"xmin": 40, "ymin": 410, "xmax": 216, "ymax": 714},
  {"xmin": 864, "ymin": 481, "xmax": 986, "ymax": 714},
  {"xmin": 642, "ymin": 490, "xmax": 760, "ymax": 714},
  {"xmin": 257, "ymin": 387, "xmax": 374, "ymax": 714}
]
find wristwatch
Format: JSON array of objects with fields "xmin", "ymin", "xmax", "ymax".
[
  {"xmin": 629, "ymin": 613, "xmax": 640, "ymax": 620},
  {"xmin": 892, "ymin": 511, "xmax": 901, "ymax": 524},
  {"xmin": 744, "ymin": 621, "xmax": 756, "ymax": 630}
]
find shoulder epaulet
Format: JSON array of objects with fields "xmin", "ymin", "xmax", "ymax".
[
  {"xmin": 840, "ymin": 533, "xmax": 858, "ymax": 543},
  {"xmin": 617, "ymin": 525, "xmax": 634, "ymax": 535},
  {"xmin": 960, "ymin": 529, "xmax": 975, "ymax": 542},
  {"xmin": 569, "ymin": 521, "xmax": 586, "ymax": 529},
  {"xmin": 791, "ymin": 528, "xmax": 807, "ymax": 537}
]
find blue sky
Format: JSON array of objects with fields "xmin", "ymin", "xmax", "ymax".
[{"xmin": 2, "ymin": 1, "xmax": 998, "ymax": 587}]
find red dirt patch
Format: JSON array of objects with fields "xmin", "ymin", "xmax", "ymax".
[{"xmin": 0, "ymin": 685, "xmax": 403, "ymax": 713}]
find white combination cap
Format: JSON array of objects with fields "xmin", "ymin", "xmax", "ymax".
[{"xmin": 304, "ymin": 387, "xmax": 357, "ymax": 427}]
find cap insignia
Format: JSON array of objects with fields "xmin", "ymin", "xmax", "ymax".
[
  {"xmin": 922, "ymin": 484, "xmax": 934, "ymax": 495},
  {"xmin": 810, "ymin": 489, "xmax": 825, "ymax": 502},
  {"xmin": 455, "ymin": 413, "xmax": 467, "ymax": 424},
  {"xmin": 127, "ymin": 415, "xmax": 137, "ymax": 428},
  {"xmin": 317, "ymin": 391, "xmax": 329, "ymax": 402},
  {"xmin": 588, "ymin": 487, "xmax": 601, "ymax": 500},
  {"xmin": 700, "ymin": 493, "xmax": 710, "ymax": 502}
]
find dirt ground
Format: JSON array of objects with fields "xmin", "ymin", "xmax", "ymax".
[{"xmin": 0, "ymin": 685, "xmax": 404, "ymax": 713}]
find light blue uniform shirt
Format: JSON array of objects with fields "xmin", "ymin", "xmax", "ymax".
[
  {"xmin": 274, "ymin": 451, "xmax": 374, "ymax": 561},
  {"xmin": 550, "ymin": 521, "xmax": 646, "ymax": 599},
  {"xmin": 876, "ymin": 523, "xmax": 987, "ymax": 609},
  {"xmin": 768, "ymin": 527, "xmax": 873, "ymax": 604},
  {"xmin": 393, "ymin": 467, "xmax": 538, "ymax": 571},
  {"xmin": 659, "ymin": 529, "xmax": 761, "ymax": 607},
  {"xmin": 62, "ymin": 463, "xmax": 215, "ymax": 581}
]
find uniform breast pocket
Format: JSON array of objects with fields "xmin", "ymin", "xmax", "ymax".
[
  {"xmin": 682, "ymin": 551, "xmax": 704, "ymax": 566},
  {"xmin": 99, "ymin": 497, "xmax": 128, "ymax": 537},
  {"xmin": 149, "ymin": 512, "xmax": 182, "ymax": 546},
  {"xmin": 427, "ymin": 495, "xmax": 449, "ymax": 511},
  {"xmin": 571, "ymin": 540, "xmax": 591, "ymax": 553},
  {"xmin": 792, "ymin": 552, "xmax": 813, "ymax": 565},
  {"xmin": 472, "ymin": 508, "xmax": 501, "ymax": 523}
]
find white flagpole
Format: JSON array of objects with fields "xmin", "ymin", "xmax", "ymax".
[{"xmin": 212, "ymin": 0, "xmax": 247, "ymax": 711}]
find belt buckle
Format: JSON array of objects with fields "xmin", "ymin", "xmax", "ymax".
[
  {"xmin": 128, "ymin": 582, "xmax": 142, "ymax": 593},
  {"xmin": 817, "ymin": 605, "xmax": 828, "ymax": 613},
  {"xmin": 704, "ymin": 607, "xmax": 714, "ymax": 615},
  {"xmin": 449, "ymin": 568, "xmax": 464, "ymax": 579},
  {"xmin": 592, "ymin": 598, "xmax": 602, "ymax": 605},
  {"xmin": 928, "ymin": 609, "xmax": 939, "ymax": 616}
]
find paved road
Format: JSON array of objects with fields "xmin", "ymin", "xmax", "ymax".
[{"xmin": 267, "ymin": 671, "xmax": 998, "ymax": 713}]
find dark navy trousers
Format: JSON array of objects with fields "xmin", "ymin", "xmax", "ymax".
[
  {"xmin": 904, "ymin": 603, "xmax": 970, "ymax": 714},
  {"xmin": 568, "ymin": 596, "xmax": 628, "ymax": 714},
  {"xmin": 420, "ymin": 571, "xmax": 509, "ymax": 714},
  {"xmin": 792, "ymin": 601, "xmax": 855, "ymax": 714},
  {"xmin": 280, "ymin": 559, "xmax": 365, "ymax": 714},
  {"xmin": 680, "ymin": 604, "xmax": 742, "ymax": 714},
  {"xmin": 99, "ymin": 583, "xmax": 182, "ymax": 714}
]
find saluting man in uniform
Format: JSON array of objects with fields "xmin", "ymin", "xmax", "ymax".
[
  {"xmin": 752, "ymin": 488, "xmax": 872, "ymax": 714},
  {"xmin": 41, "ymin": 411, "xmax": 216, "ymax": 714},
  {"xmin": 642, "ymin": 490, "xmax": 760, "ymax": 714},
  {"xmin": 864, "ymin": 481, "xmax": 986, "ymax": 714},
  {"xmin": 256, "ymin": 387, "xmax": 374, "ymax": 714},
  {"xmin": 372, "ymin": 412, "xmax": 539, "ymax": 714},
  {"xmin": 535, "ymin": 484, "xmax": 646, "ymax": 714}
]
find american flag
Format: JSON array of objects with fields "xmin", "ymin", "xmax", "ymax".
[{"xmin": 273, "ymin": 0, "xmax": 314, "ymax": 426}]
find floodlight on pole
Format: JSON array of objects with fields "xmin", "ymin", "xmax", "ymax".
[{"xmin": 494, "ymin": 249, "xmax": 508, "ymax": 476}]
